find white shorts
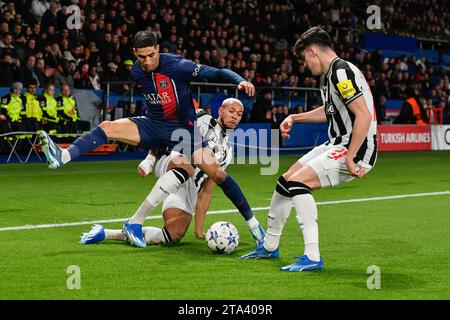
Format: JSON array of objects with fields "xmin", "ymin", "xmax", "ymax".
[
  {"xmin": 154, "ymin": 151, "xmax": 197, "ymax": 215},
  {"xmin": 298, "ymin": 144, "xmax": 373, "ymax": 188}
]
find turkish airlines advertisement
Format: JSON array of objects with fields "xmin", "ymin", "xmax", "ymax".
[{"xmin": 377, "ymin": 125, "xmax": 432, "ymax": 151}]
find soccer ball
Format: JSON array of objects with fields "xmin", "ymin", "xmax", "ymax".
[{"xmin": 205, "ymin": 221, "xmax": 240, "ymax": 254}]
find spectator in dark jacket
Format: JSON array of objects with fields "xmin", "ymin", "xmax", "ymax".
[
  {"xmin": 18, "ymin": 55, "xmax": 40, "ymax": 86},
  {"xmin": 41, "ymin": 2, "xmax": 58, "ymax": 30},
  {"xmin": 35, "ymin": 57, "xmax": 51, "ymax": 86},
  {"xmin": 74, "ymin": 63, "xmax": 93, "ymax": 89},
  {"xmin": 0, "ymin": 53, "xmax": 19, "ymax": 87},
  {"xmin": 250, "ymin": 91, "xmax": 273, "ymax": 123},
  {"xmin": 54, "ymin": 59, "xmax": 76, "ymax": 88},
  {"xmin": 102, "ymin": 62, "xmax": 121, "ymax": 91},
  {"xmin": 117, "ymin": 59, "xmax": 134, "ymax": 92}
]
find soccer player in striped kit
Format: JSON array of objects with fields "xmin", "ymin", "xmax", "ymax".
[{"xmin": 241, "ymin": 26, "xmax": 378, "ymax": 271}]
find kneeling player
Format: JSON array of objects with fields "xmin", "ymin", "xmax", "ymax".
[{"xmin": 79, "ymin": 149, "xmax": 211, "ymax": 245}]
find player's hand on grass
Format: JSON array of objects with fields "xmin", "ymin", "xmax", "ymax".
[
  {"xmin": 346, "ymin": 157, "xmax": 365, "ymax": 178},
  {"xmin": 237, "ymin": 81, "xmax": 255, "ymax": 97},
  {"xmin": 280, "ymin": 115, "xmax": 294, "ymax": 139},
  {"xmin": 137, "ymin": 154, "xmax": 156, "ymax": 177},
  {"xmin": 195, "ymin": 229, "xmax": 206, "ymax": 239}
]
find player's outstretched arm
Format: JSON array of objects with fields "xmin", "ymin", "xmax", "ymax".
[
  {"xmin": 290, "ymin": 105, "xmax": 327, "ymax": 123},
  {"xmin": 194, "ymin": 178, "xmax": 216, "ymax": 238},
  {"xmin": 200, "ymin": 65, "xmax": 255, "ymax": 96},
  {"xmin": 280, "ymin": 106, "xmax": 326, "ymax": 139},
  {"xmin": 178, "ymin": 59, "xmax": 255, "ymax": 96}
]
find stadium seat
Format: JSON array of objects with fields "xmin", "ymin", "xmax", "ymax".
[
  {"xmin": 84, "ymin": 144, "xmax": 118, "ymax": 155},
  {"xmin": 52, "ymin": 143, "xmax": 118, "ymax": 155},
  {"xmin": 427, "ymin": 107, "xmax": 444, "ymax": 124}
]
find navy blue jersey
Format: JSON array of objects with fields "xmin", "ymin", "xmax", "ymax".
[{"xmin": 131, "ymin": 53, "xmax": 246, "ymax": 126}]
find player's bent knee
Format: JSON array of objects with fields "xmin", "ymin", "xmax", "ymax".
[
  {"xmin": 283, "ymin": 164, "xmax": 321, "ymax": 190},
  {"xmin": 177, "ymin": 163, "xmax": 195, "ymax": 177},
  {"xmin": 284, "ymin": 176, "xmax": 315, "ymax": 191},
  {"xmin": 168, "ymin": 230, "xmax": 185, "ymax": 243},
  {"xmin": 168, "ymin": 158, "xmax": 195, "ymax": 177},
  {"xmin": 163, "ymin": 210, "xmax": 192, "ymax": 243},
  {"xmin": 164, "ymin": 224, "xmax": 189, "ymax": 243}
]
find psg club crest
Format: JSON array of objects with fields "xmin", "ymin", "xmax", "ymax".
[{"xmin": 159, "ymin": 80, "xmax": 168, "ymax": 88}]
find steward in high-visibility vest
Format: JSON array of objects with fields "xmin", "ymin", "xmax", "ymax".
[
  {"xmin": 57, "ymin": 94, "xmax": 79, "ymax": 122},
  {"xmin": 394, "ymin": 95, "xmax": 429, "ymax": 125},
  {"xmin": 406, "ymin": 97, "xmax": 428, "ymax": 125},
  {"xmin": 38, "ymin": 83, "xmax": 59, "ymax": 134},
  {"xmin": 0, "ymin": 82, "xmax": 28, "ymax": 154},
  {"xmin": 57, "ymin": 84, "xmax": 79, "ymax": 142},
  {"xmin": 57, "ymin": 86, "xmax": 79, "ymax": 124},
  {"xmin": 21, "ymin": 81, "xmax": 43, "ymax": 132},
  {"xmin": 0, "ymin": 82, "xmax": 25, "ymax": 133}
]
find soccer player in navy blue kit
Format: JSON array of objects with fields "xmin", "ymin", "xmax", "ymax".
[{"xmin": 39, "ymin": 31, "xmax": 265, "ymax": 248}]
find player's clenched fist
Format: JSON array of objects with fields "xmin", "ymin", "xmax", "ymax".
[
  {"xmin": 280, "ymin": 115, "xmax": 294, "ymax": 139},
  {"xmin": 345, "ymin": 157, "xmax": 366, "ymax": 178},
  {"xmin": 137, "ymin": 153, "xmax": 156, "ymax": 177}
]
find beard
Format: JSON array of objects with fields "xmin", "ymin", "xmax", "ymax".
[{"xmin": 219, "ymin": 118, "xmax": 230, "ymax": 130}]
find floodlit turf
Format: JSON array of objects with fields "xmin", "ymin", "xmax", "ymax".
[{"xmin": 0, "ymin": 151, "xmax": 449, "ymax": 300}]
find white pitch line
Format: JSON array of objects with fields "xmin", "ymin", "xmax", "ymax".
[{"xmin": 0, "ymin": 191, "xmax": 449, "ymax": 232}]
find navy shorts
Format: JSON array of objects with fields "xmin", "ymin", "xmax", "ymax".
[{"xmin": 130, "ymin": 116, "xmax": 206, "ymax": 157}]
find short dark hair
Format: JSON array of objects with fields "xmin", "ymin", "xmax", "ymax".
[
  {"xmin": 133, "ymin": 31, "xmax": 158, "ymax": 48},
  {"xmin": 294, "ymin": 26, "xmax": 332, "ymax": 56},
  {"xmin": 44, "ymin": 82, "xmax": 55, "ymax": 90}
]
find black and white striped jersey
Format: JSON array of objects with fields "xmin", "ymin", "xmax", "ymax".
[
  {"xmin": 320, "ymin": 57, "xmax": 378, "ymax": 166},
  {"xmin": 193, "ymin": 113, "xmax": 233, "ymax": 191}
]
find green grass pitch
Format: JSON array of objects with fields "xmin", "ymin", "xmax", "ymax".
[{"xmin": 0, "ymin": 151, "xmax": 449, "ymax": 300}]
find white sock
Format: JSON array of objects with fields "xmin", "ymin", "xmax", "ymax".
[
  {"xmin": 61, "ymin": 149, "xmax": 71, "ymax": 164},
  {"xmin": 264, "ymin": 191, "xmax": 293, "ymax": 251},
  {"xmin": 146, "ymin": 169, "xmax": 188, "ymax": 206},
  {"xmin": 246, "ymin": 216, "xmax": 260, "ymax": 229},
  {"xmin": 246, "ymin": 216, "xmax": 265, "ymax": 243},
  {"xmin": 143, "ymin": 227, "xmax": 168, "ymax": 245},
  {"xmin": 128, "ymin": 168, "xmax": 189, "ymax": 224},
  {"xmin": 105, "ymin": 229, "xmax": 126, "ymax": 241},
  {"xmin": 292, "ymin": 193, "xmax": 320, "ymax": 261}
]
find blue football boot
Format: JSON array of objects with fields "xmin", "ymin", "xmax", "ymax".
[
  {"xmin": 122, "ymin": 220, "xmax": 147, "ymax": 248},
  {"xmin": 280, "ymin": 255, "xmax": 324, "ymax": 272},
  {"xmin": 239, "ymin": 243, "xmax": 279, "ymax": 259},
  {"xmin": 79, "ymin": 224, "xmax": 106, "ymax": 244},
  {"xmin": 38, "ymin": 130, "xmax": 64, "ymax": 169}
]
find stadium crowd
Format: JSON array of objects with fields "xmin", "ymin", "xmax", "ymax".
[{"xmin": 0, "ymin": 0, "xmax": 449, "ymax": 131}]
